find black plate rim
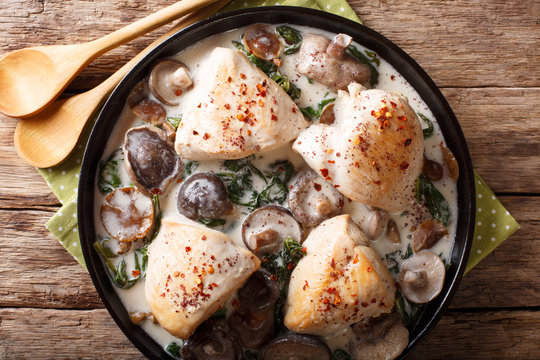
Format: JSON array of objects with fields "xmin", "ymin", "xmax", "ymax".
[{"xmin": 78, "ymin": 6, "xmax": 476, "ymax": 359}]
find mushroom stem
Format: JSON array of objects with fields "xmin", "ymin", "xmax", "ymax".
[
  {"xmin": 403, "ymin": 270, "xmax": 427, "ymax": 287},
  {"xmin": 170, "ymin": 67, "xmax": 192, "ymax": 89},
  {"xmin": 326, "ymin": 33, "xmax": 353, "ymax": 59}
]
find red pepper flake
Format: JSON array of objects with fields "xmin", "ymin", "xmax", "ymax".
[
  {"xmin": 240, "ymin": 73, "xmax": 246, "ymax": 79},
  {"xmin": 334, "ymin": 184, "xmax": 340, "ymax": 188},
  {"xmin": 353, "ymin": 253, "xmax": 359, "ymax": 264},
  {"xmin": 197, "ymin": 103, "xmax": 202, "ymax": 108},
  {"xmin": 247, "ymin": 129, "xmax": 252, "ymax": 136},
  {"xmin": 201, "ymin": 235, "xmax": 207, "ymax": 240},
  {"xmin": 211, "ymin": 282, "xmax": 218, "ymax": 287},
  {"xmin": 397, "ymin": 125, "xmax": 404, "ymax": 131},
  {"xmin": 193, "ymin": 266, "xmax": 198, "ymax": 273},
  {"xmin": 371, "ymin": 110, "xmax": 376, "ymax": 117},
  {"xmin": 185, "ymin": 246, "xmax": 191, "ymax": 252},
  {"xmin": 361, "ymin": 302, "xmax": 368, "ymax": 307},
  {"xmin": 371, "ymin": 298, "xmax": 377, "ymax": 304},
  {"xmin": 132, "ymin": 270, "xmax": 140, "ymax": 277},
  {"xmin": 227, "ymin": 76, "xmax": 232, "ymax": 82},
  {"xmin": 314, "ymin": 183, "xmax": 322, "ymax": 191},
  {"xmin": 181, "ymin": 273, "xmax": 185, "ymax": 278},
  {"xmin": 151, "ymin": 188, "xmax": 162, "ymax": 195},
  {"xmin": 173, "ymin": 271, "xmax": 180, "ymax": 277},
  {"xmin": 400, "ymin": 162, "xmax": 409, "ymax": 170},
  {"xmin": 210, "ymin": 255, "xmax": 216, "ymax": 260},
  {"xmin": 175, "ymin": 89, "xmax": 183, "ymax": 96},
  {"xmin": 193, "ymin": 130, "xmax": 199, "ymax": 136},
  {"xmin": 287, "ymin": 262, "xmax": 293, "ymax": 270},
  {"xmin": 367, "ymin": 266, "xmax": 372, "ymax": 272},
  {"xmin": 258, "ymin": 99, "xmax": 264, "ymax": 107},
  {"xmin": 303, "ymin": 280, "xmax": 309, "ymax": 290},
  {"xmin": 160, "ymin": 293, "xmax": 166, "ymax": 297},
  {"xmin": 292, "ymin": 106, "xmax": 296, "ymax": 113},
  {"xmin": 270, "ymin": 274, "xmax": 278, "ymax": 281},
  {"xmin": 374, "ymin": 180, "xmax": 382, "ymax": 185},
  {"xmin": 398, "ymin": 115, "xmax": 407, "ymax": 121},
  {"xmin": 256, "ymin": 83, "xmax": 267, "ymax": 97},
  {"xmin": 323, "ymin": 298, "xmax": 330, "ymax": 304},
  {"xmin": 320, "ymin": 168, "xmax": 329, "ymax": 177},
  {"xmin": 302, "ymin": 247, "xmax": 307, "ymax": 253},
  {"xmin": 202, "ymin": 133, "xmax": 210, "ymax": 140},
  {"xmin": 271, "ymin": 114, "xmax": 278, "ymax": 121},
  {"xmin": 224, "ymin": 103, "xmax": 230, "ymax": 110},
  {"xmin": 207, "ymin": 266, "xmax": 214, "ymax": 274},
  {"xmin": 333, "ymin": 293, "xmax": 342, "ymax": 306},
  {"xmin": 403, "ymin": 137, "xmax": 412, "ymax": 146},
  {"xmin": 328, "ymin": 160, "xmax": 335, "ymax": 164},
  {"xmin": 390, "ymin": 101, "xmax": 397, "ymax": 108},
  {"xmin": 330, "ymin": 258, "xmax": 336, "ymax": 268},
  {"xmin": 390, "ymin": 75, "xmax": 396, "ymax": 81}
]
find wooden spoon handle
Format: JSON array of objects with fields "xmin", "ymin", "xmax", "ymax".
[{"xmin": 85, "ymin": 0, "xmax": 221, "ymax": 57}]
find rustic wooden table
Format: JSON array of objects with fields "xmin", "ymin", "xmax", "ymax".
[{"xmin": 1, "ymin": 0, "xmax": 538, "ymax": 358}]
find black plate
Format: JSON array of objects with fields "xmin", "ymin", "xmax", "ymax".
[{"xmin": 79, "ymin": 6, "xmax": 475, "ymax": 359}]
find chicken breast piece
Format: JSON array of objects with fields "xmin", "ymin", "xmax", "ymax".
[
  {"xmin": 293, "ymin": 83, "xmax": 424, "ymax": 211},
  {"xmin": 145, "ymin": 217, "xmax": 260, "ymax": 339},
  {"xmin": 175, "ymin": 47, "xmax": 309, "ymax": 160},
  {"xmin": 284, "ymin": 214, "xmax": 395, "ymax": 336}
]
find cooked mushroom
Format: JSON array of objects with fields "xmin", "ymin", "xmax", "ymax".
[
  {"xmin": 123, "ymin": 125, "xmax": 181, "ymax": 194},
  {"xmin": 386, "ymin": 219, "xmax": 401, "ymax": 244},
  {"xmin": 180, "ymin": 320, "xmax": 242, "ymax": 360},
  {"xmin": 288, "ymin": 170, "xmax": 344, "ymax": 227},
  {"xmin": 261, "ymin": 333, "xmax": 332, "ymax": 360},
  {"xmin": 127, "ymin": 81, "xmax": 146, "ymax": 109},
  {"xmin": 365, "ymin": 207, "xmax": 389, "ymax": 240},
  {"xmin": 177, "ymin": 172, "xmax": 229, "ymax": 220},
  {"xmin": 349, "ymin": 312, "xmax": 409, "ymax": 360},
  {"xmin": 100, "ymin": 187, "xmax": 154, "ymax": 242},
  {"xmin": 411, "ymin": 219, "xmax": 448, "ymax": 253},
  {"xmin": 244, "ymin": 23, "xmax": 283, "ymax": 61},
  {"xmin": 242, "ymin": 205, "xmax": 303, "ymax": 256},
  {"xmin": 440, "ymin": 143, "xmax": 459, "ymax": 181},
  {"xmin": 148, "ymin": 59, "xmax": 192, "ymax": 106},
  {"xmin": 318, "ymin": 103, "xmax": 335, "ymax": 125},
  {"xmin": 422, "ymin": 157, "xmax": 443, "ymax": 181},
  {"xmin": 296, "ymin": 33, "xmax": 371, "ymax": 92},
  {"xmin": 399, "ymin": 251, "xmax": 446, "ymax": 304},
  {"xmin": 130, "ymin": 99, "xmax": 167, "ymax": 125},
  {"xmin": 129, "ymin": 311, "xmax": 156, "ymax": 325},
  {"xmin": 228, "ymin": 270, "xmax": 278, "ymax": 349}
]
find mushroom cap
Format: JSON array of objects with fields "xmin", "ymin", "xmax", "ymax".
[
  {"xmin": 100, "ymin": 187, "xmax": 154, "ymax": 242},
  {"xmin": 288, "ymin": 170, "xmax": 344, "ymax": 227},
  {"xmin": 244, "ymin": 23, "xmax": 283, "ymax": 61},
  {"xmin": 237, "ymin": 269, "xmax": 279, "ymax": 315},
  {"xmin": 399, "ymin": 251, "xmax": 445, "ymax": 304},
  {"xmin": 365, "ymin": 207, "xmax": 389, "ymax": 240},
  {"xmin": 180, "ymin": 319, "xmax": 242, "ymax": 360},
  {"xmin": 350, "ymin": 313, "xmax": 409, "ymax": 360},
  {"xmin": 242, "ymin": 205, "xmax": 303, "ymax": 256},
  {"xmin": 177, "ymin": 172, "xmax": 229, "ymax": 220},
  {"xmin": 411, "ymin": 219, "xmax": 448, "ymax": 253},
  {"xmin": 148, "ymin": 59, "xmax": 191, "ymax": 106},
  {"xmin": 261, "ymin": 333, "xmax": 331, "ymax": 360},
  {"xmin": 123, "ymin": 125, "xmax": 181, "ymax": 194}
]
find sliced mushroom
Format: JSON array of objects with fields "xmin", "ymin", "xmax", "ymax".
[
  {"xmin": 244, "ymin": 23, "xmax": 283, "ymax": 61},
  {"xmin": 349, "ymin": 312, "xmax": 409, "ymax": 360},
  {"xmin": 229, "ymin": 270, "xmax": 278, "ymax": 349},
  {"xmin": 422, "ymin": 157, "xmax": 443, "ymax": 181},
  {"xmin": 131, "ymin": 99, "xmax": 167, "ymax": 125},
  {"xmin": 411, "ymin": 219, "xmax": 448, "ymax": 253},
  {"xmin": 129, "ymin": 311, "xmax": 157, "ymax": 325},
  {"xmin": 399, "ymin": 251, "xmax": 445, "ymax": 304},
  {"xmin": 180, "ymin": 320, "xmax": 242, "ymax": 360},
  {"xmin": 148, "ymin": 60, "xmax": 192, "ymax": 106},
  {"xmin": 318, "ymin": 103, "xmax": 335, "ymax": 125},
  {"xmin": 296, "ymin": 33, "xmax": 371, "ymax": 92},
  {"xmin": 242, "ymin": 205, "xmax": 303, "ymax": 256},
  {"xmin": 365, "ymin": 207, "xmax": 389, "ymax": 240},
  {"xmin": 100, "ymin": 187, "xmax": 154, "ymax": 242},
  {"xmin": 386, "ymin": 219, "xmax": 401, "ymax": 244},
  {"xmin": 288, "ymin": 170, "xmax": 344, "ymax": 227},
  {"xmin": 440, "ymin": 143, "xmax": 459, "ymax": 181},
  {"xmin": 123, "ymin": 125, "xmax": 181, "ymax": 194},
  {"xmin": 261, "ymin": 333, "xmax": 332, "ymax": 360},
  {"xmin": 177, "ymin": 172, "xmax": 229, "ymax": 220}
]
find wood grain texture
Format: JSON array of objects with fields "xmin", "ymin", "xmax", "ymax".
[
  {"xmin": 1, "ymin": 308, "xmax": 538, "ymax": 359},
  {"xmin": 0, "ymin": 0, "xmax": 538, "ymax": 89}
]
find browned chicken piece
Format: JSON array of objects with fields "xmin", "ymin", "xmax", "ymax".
[{"xmin": 296, "ymin": 33, "xmax": 371, "ymax": 92}]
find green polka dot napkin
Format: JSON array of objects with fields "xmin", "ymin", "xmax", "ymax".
[{"xmin": 37, "ymin": 0, "xmax": 518, "ymax": 273}]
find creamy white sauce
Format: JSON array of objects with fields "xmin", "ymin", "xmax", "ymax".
[{"xmin": 93, "ymin": 25, "xmax": 458, "ymax": 355}]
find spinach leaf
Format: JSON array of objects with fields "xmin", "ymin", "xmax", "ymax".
[
  {"xmin": 146, "ymin": 194, "xmax": 162, "ymax": 242},
  {"xmin": 395, "ymin": 290, "xmax": 425, "ymax": 330},
  {"xmin": 256, "ymin": 160, "xmax": 295, "ymax": 207},
  {"xmin": 93, "ymin": 240, "xmax": 138, "ymax": 289},
  {"xmin": 415, "ymin": 174, "xmax": 451, "ymax": 226},
  {"xmin": 232, "ymin": 40, "xmax": 301, "ymax": 100},
  {"xmin": 218, "ymin": 156, "xmax": 267, "ymax": 209},
  {"xmin": 276, "ymin": 25, "xmax": 302, "ymax": 55},
  {"xmin": 165, "ymin": 342, "xmax": 182, "ymax": 358},
  {"xmin": 198, "ymin": 217, "xmax": 226, "ymax": 227},
  {"xmin": 166, "ymin": 115, "xmax": 182, "ymax": 130},
  {"xmin": 332, "ymin": 349, "xmax": 352, "ymax": 360},
  {"xmin": 364, "ymin": 50, "xmax": 381, "ymax": 66},
  {"xmin": 419, "ymin": 113, "xmax": 434, "ymax": 138},
  {"xmin": 300, "ymin": 97, "xmax": 335, "ymax": 120},
  {"xmin": 98, "ymin": 148, "xmax": 123, "ymax": 194},
  {"xmin": 347, "ymin": 45, "xmax": 380, "ymax": 87},
  {"xmin": 184, "ymin": 161, "xmax": 198, "ymax": 177}
]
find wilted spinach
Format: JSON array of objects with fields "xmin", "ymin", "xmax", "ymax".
[
  {"xmin": 385, "ymin": 244, "xmax": 414, "ymax": 274},
  {"xmin": 165, "ymin": 342, "xmax": 182, "ymax": 358},
  {"xmin": 419, "ymin": 113, "xmax": 434, "ymax": 138},
  {"xmin": 94, "ymin": 239, "xmax": 138, "ymax": 289},
  {"xmin": 300, "ymin": 97, "xmax": 336, "ymax": 120},
  {"xmin": 198, "ymin": 217, "xmax": 226, "ymax": 227},
  {"xmin": 332, "ymin": 349, "xmax": 352, "ymax": 360},
  {"xmin": 98, "ymin": 148, "xmax": 123, "ymax": 194},
  {"xmin": 415, "ymin": 174, "xmax": 451, "ymax": 226},
  {"xmin": 276, "ymin": 25, "xmax": 302, "ymax": 55},
  {"xmin": 166, "ymin": 115, "xmax": 182, "ymax": 130},
  {"xmin": 395, "ymin": 290, "xmax": 425, "ymax": 330},
  {"xmin": 184, "ymin": 161, "xmax": 199, "ymax": 177},
  {"xmin": 347, "ymin": 45, "xmax": 380, "ymax": 87}
]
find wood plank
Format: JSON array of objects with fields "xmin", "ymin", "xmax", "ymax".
[
  {"xmin": 0, "ymin": 307, "xmax": 538, "ymax": 359},
  {"xmin": 0, "ymin": 196, "xmax": 537, "ymax": 309},
  {"xmin": 0, "ymin": 0, "xmax": 537, "ymax": 89},
  {"xmin": 1, "ymin": 88, "xmax": 537, "ymax": 209}
]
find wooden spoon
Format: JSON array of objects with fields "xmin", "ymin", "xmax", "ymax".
[
  {"xmin": 14, "ymin": 0, "xmax": 229, "ymax": 168},
  {"xmin": 0, "ymin": 0, "xmax": 220, "ymax": 118}
]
